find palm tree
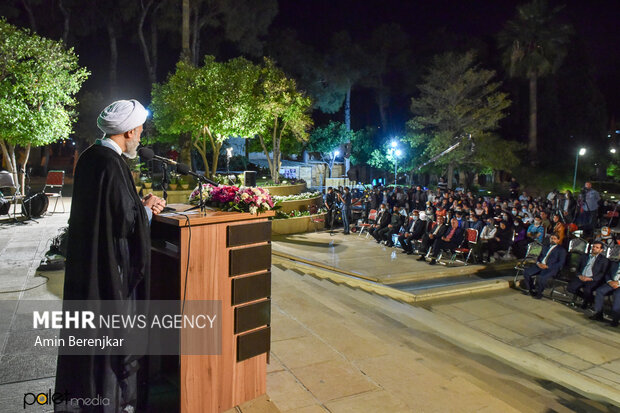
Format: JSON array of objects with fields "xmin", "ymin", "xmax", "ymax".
[{"xmin": 499, "ymin": 0, "xmax": 572, "ymax": 157}]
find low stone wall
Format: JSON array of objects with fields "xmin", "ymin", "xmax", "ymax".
[
  {"xmin": 277, "ymin": 195, "xmax": 322, "ymax": 213},
  {"xmin": 150, "ymin": 189, "xmax": 193, "ymax": 204},
  {"xmin": 263, "ymin": 183, "xmax": 306, "ymax": 196},
  {"xmin": 271, "ymin": 213, "xmax": 326, "ymax": 235}
]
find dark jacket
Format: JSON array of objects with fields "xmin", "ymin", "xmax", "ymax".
[
  {"xmin": 535, "ymin": 244, "xmax": 567, "ymax": 278},
  {"xmin": 388, "ymin": 211, "xmax": 404, "ymax": 229},
  {"xmin": 577, "ymin": 253, "xmax": 609, "ymax": 283},
  {"xmin": 604, "ymin": 261, "xmax": 620, "ymax": 282},
  {"xmin": 408, "ymin": 219, "xmax": 427, "ymax": 238},
  {"xmin": 375, "ymin": 209, "xmax": 391, "ymax": 229}
]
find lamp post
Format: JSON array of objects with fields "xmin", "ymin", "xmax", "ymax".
[
  {"xmin": 572, "ymin": 147, "xmax": 586, "ymax": 191},
  {"xmin": 388, "ymin": 140, "xmax": 401, "ymax": 187}
]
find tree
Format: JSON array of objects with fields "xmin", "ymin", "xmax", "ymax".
[
  {"xmin": 307, "ymin": 121, "xmax": 353, "ymax": 177},
  {"xmin": 0, "ymin": 20, "xmax": 89, "ymax": 190},
  {"xmin": 498, "ymin": 0, "xmax": 572, "ymax": 157},
  {"xmin": 254, "ymin": 59, "xmax": 313, "ymax": 184},
  {"xmin": 405, "ymin": 51, "xmax": 516, "ymax": 188},
  {"xmin": 151, "ymin": 56, "xmax": 262, "ymax": 178}
]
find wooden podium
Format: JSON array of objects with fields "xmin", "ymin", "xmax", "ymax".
[{"xmin": 151, "ymin": 207, "xmax": 274, "ymax": 413}]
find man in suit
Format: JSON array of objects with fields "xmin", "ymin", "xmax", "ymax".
[
  {"xmin": 378, "ymin": 205, "xmax": 405, "ymax": 247},
  {"xmin": 370, "ymin": 203, "xmax": 390, "ymax": 242},
  {"xmin": 567, "ymin": 241, "xmax": 609, "ymax": 309},
  {"xmin": 399, "ymin": 210, "xmax": 426, "ymax": 254},
  {"xmin": 522, "ymin": 234, "xmax": 567, "ymax": 299},
  {"xmin": 427, "ymin": 218, "xmax": 465, "ymax": 265},
  {"xmin": 417, "ymin": 216, "xmax": 448, "ymax": 259},
  {"xmin": 590, "ymin": 260, "xmax": 620, "ymax": 327}
]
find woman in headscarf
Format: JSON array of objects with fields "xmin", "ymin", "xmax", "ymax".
[{"xmin": 485, "ymin": 220, "xmax": 513, "ymax": 262}]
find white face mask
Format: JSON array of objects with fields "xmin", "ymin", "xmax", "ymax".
[{"xmin": 412, "ymin": 215, "xmax": 418, "ymax": 221}]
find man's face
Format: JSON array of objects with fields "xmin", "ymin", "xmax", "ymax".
[
  {"xmin": 534, "ymin": 220, "xmax": 541, "ymax": 226},
  {"xmin": 541, "ymin": 212, "xmax": 547, "ymax": 219},
  {"xmin": 549, "ymin": 236, "xmax": 559, "ymax": 245},
  {"xmin": 124, "ymin": 125, "xmax": 143, "ymax": 159},
  {"xmin": 591, "ymin": 244, "xmax": 602, "ymax": 255},
  {"xmin": 585, "ymin": 182, "xmax": 592, "ymax": 189}
]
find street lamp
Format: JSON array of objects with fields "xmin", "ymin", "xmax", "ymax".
[
  {"xmin": 572, "ymin": 147, "xmax": 586, "ymax": 191},
  {"xmin": 610, "ymin": 148, "xmax": 617, "ymax": 154},
  {"xmin": 387, "ymin": 141, "xmax": 402, "ymax": 187}
]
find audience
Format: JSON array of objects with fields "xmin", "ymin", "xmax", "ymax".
[
  {"xmin": 426, "ymin": 217, "xmax": 464, "ymax": 265},
  {"xmin": 398, "ymin": 210, "xmax": 426, "ymax": 255}
]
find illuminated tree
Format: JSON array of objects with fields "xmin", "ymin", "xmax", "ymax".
[
  {"xmin": 0, "ymin": 20, "xmax": 89, "ymax": 190},
  {"xmin": 151, "ymin": 56, "xmax": 262, "ymax": 178}
]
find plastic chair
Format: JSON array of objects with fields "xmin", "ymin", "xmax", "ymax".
[
  {"xmin": 450, "ymin": 228, "xmax": 478, "ymax": 265},
  {"xmin": 358, "ymin": 209, "xmax": 377, "ymax": 237},
  {"xmin": 44, "ymin": 170, "xmax": 65, "ymax": 214},
  {"xmin": 513, "ymin": 241, "xmax": 543, "ymax": 285}
]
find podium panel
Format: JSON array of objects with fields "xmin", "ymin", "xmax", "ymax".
[{"xmin": 151, "ymin": 208, "xmax": 274, "ymax": 413}]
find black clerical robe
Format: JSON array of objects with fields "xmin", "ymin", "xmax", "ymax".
[{"xmin": 55, "ymin": 144, "xmax": 151, "ymax": 412}]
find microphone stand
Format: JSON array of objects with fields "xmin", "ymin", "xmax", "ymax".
[{"xmin": 161, "ymin": 163, "xmax": 169, "ymax": 204}]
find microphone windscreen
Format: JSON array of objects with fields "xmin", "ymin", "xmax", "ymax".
[
  {"xmin": 137, "ymin": 147, "xmax": 154, "ymax": 160},
  {"xmin": 176, "ymin": 163, "xmax": 191, "ymax": 175}
]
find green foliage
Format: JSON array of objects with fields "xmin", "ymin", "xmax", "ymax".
[
  {"xmin": 349, "ymin": 127, "xmax": 375, "ymax": 166},
  {"xmin": 151, "ymin": 56, "xmax": 262, "ymax": 178},
  {"xmin": 367, "ymin": 141, "xmax": 411, "ymax": 173},
  {"xmin": 405, "ymin": 51, "xmax": 517, "ymax": 175},
  {"xmin": 254, "ymin": 58, "xmax": 313, "ymax": 184},
  {"xmin": 307, "ymin": 121, "xmax": 353, "ymax": 154},
  {"xmin": 0, "ymin": 19, "xmax": 88, "ymax": 188}
]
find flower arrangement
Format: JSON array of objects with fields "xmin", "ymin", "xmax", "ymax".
[
  {"xmin": 189, "ymin": 184, "xmax": 274, "ymax": 215},
  {"xmin": 272, "ymin": 191, "xmax": 322, "ymax": 202}
]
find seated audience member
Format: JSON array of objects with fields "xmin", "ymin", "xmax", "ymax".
[
  {"xmin": 526, "ymin": 216, "xmax": 545, "ymax": 244},
  {"xmin": 399, "ymin": 210, "xmax": 426, "ymax": 254},
  {"xmin": 417, "ymin": 216, "xmax": 448, "ymax": 258},
  {"xmin": 540, "ymin": 211, "xmax": 553, "ymax": 237},
  {"xmin": 552, "ymin": 213, "xmax": 566, "ymax": 247},
  {"xmin": 377, "ymin": 205, "xmax": 404, "ymax": 247},
  {"xmin": 590, "ymin": 260, "xmax": 620, "ymax": 327},
  {"xmin": 427, "ymin": 218, "xmax": 464, "ymax": 265},
  {"xmin": 467, "ymin": 214, "xmax": 484, "ymax": 233},
  {"xmin": 512, "ymin": 218, "xmax": 528, "ymax": 259},
  {"xmin": 477, "ymin": 217, "xmax": 497, "ymax": 261},
  {"xmin": 567, "ymin": 241, "xmax": 609, "ymax": 309},
  {"xmin": 369, "ymin": 203, "xmax": 390, "ymax": 241},
  {"xmin": 522, "ymin": 234, "xmax": 567, "ymax": 299},
  {"xmin": 485, "ymin": 220, "xmax": 513, "ymax": 262}
]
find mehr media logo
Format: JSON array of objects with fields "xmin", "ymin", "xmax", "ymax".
[{"xmin": 23, "ymin": 389, "xmax": 110, "ymax": 409}]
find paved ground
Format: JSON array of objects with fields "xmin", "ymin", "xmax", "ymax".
[{"xmin": 1, "ymin": 198, "xmax": 619, "ymax": 412}]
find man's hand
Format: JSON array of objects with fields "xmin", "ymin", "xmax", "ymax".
[
  {"xmin": 142, "ymin": 193, "xmax": 166, "ymax": 215},
  {"xmin": 578, "ymin": 275, "xmax": 593, "ymax": 282},
  {"xmin": 536, "ymin": 262, "xmax": 548, "ymax": 269},
  {"xmin": 609, "ymin": 280, "xmax": 619, "ymax": 289}
]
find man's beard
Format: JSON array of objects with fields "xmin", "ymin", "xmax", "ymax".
[{"xmin": 123, "ymin": 136, "xmax": 140, "ymax": 159}]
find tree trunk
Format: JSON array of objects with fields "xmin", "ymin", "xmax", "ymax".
[
  {"xmin": 58, "ymin": 0, "xmax": 70, "ymax": 45},
  {"xmin": 106, "ymin": 24, "xmax": 118, "ymax": 98},
  {"xmin": 138, "ymin": 0, "xmax": 157, "ymax": 85},
  {"xmin": 447, "ymin": 163, "xmax": 455, "ymax": 189},
  {"xmin": 19, "ymin": 143, "xmax": 31, "ymax": 193},
  {"xmin": 182, "ymin": 0, "xmax": 190, "ymax": 61},
  {"xmin": 190, "ymin": 10, "xmax": 200, "ymax": 66},
  {"xmin": 528, "ymin": 74, "xmax": 537, "ymax": 157},
  {"xmin": 21, "ymin": 0, "xmax": 37, "ymax": 32},
  {"xmin": 344, "ymin": 85, "xmax": 351, "ymax": 175}
]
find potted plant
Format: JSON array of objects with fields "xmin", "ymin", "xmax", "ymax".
[
  {"xmin": 169, "ymin": 172, "xmax": 180, "ymax": 190},
  {"xmin": 141, "ymin": 175, "xmax": 152, "ymax": 189},
  {"xmin": 180, "ymin": 177, "xmax": 190, "ymax": 190}
]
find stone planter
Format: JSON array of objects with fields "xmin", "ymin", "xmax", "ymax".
[
  {"xmin": 152, "ymin": 189, "xmax": 194, "ymax": 204},
  {"xmin": 263, "ymin": 183, "xmax": 306, "ymax": 196},
  {"xmin": 277, "ymin": 195, "xmax": 322, "ymax": 213},
  {"xmin": 271, "ymin": 213, "xmax": 326, "ymax": 235}
]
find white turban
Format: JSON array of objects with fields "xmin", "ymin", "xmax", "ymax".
[{"xmin": 97, "ymin": 99, "xmax": 148, "ymax": 135}]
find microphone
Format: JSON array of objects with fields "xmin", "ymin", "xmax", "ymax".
[{"xmin": 138, "ymin": 147, "xmax": 218, "ymax": 186}]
